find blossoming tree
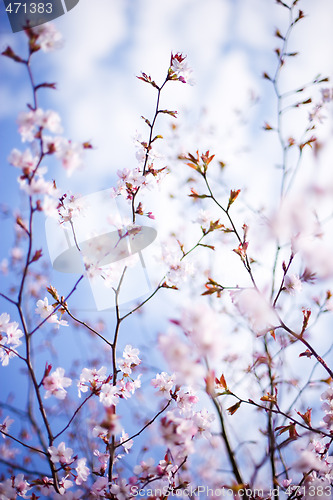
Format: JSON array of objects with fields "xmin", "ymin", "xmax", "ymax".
[{"xmin": 1, "ymin": 1, "xmax": 333, "ymax": 499}]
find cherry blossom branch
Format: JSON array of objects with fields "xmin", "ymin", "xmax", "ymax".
[
  {"xmin": 0, "ymin": 458, "xmax": 47, "ymax": 477},
  {"xmin": 29, "ymin": 275, "xmax": 84, "ymax": 336},
  {"xmin": 263, "ymin": 338, "xmax": 278, "ymax": 493},
  {"xmin": 228, "ymin": 393, "xmax": 332, "ymax": 438},
  {"xmin": 53, "ymin": 393, "xmax": 94, "ymax": 440},
  {"xmin": 3, "ymin": 42, "xmax": 65, "ymax": 494},
  {"xmin": 131, "ymin": 77, "xmax": 168, "ymax": 223},
  {"xmin": 0, "ymin": 429, "xmax": 48, "ymax": 456},
  {"xmin": 114, "ymin": 399, "xmax": 173, "ymax": 449},
  {"xmin": 61, "ymin": 305, "xmax": 113, "ymax": 348},
  {"xmin": 120, "ymin": 281, "xmax": 163, "ymax": 321},
  {"xmin": 277, "ymin": 317, "xmax": 333, "ymax": 379},
  {"xmin": 209, "ymin": 395, "xmax": 247, "ymax": 490},
  {"xmin": 272, "ymin": 251, "xmax": 294, "ymax": 307},
  {"xmin": 108, "ymin": 267, "xmax": 127, "ymax": 484}
]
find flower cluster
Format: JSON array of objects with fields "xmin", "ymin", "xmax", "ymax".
[
  {"xmin": 169, "ymin": 52, "xmax": 194, "ymax": 85},
  {"xmin": 0, "ymin": 313, "xmax": 23, "ymax": 366},
  {"xmin": 26, "ymin": 23, "xmax": 63, "ymax": 52},
  {"xmin": 42, "ymin": 367, "xmax": 72, "ymax": 400},
  {"xmin": 35, "ymin": 297, "xmax": 68, "ymax": 328}
]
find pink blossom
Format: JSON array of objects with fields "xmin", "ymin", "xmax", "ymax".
[
  {"xmin": 120, "ymin": 429, "xmax": 133, "ymax": 454},
  {"xmin": 17, "ymin": 110, "xmax": 39, "ymax": 142},
  {"xmin": 230, "ymin": 288, "xmax": 276, "ymax": 335},
  {"xmin": 42, "ymin": 195, "xmax": 59, "ymax": 218},
  {"xmin": 284, "ymin": 274, "xmax": 302, "ymax": 295},
  {"xmin": 58, "ymin": 476, "xmax": 74, "ymax": 495},
  {"xmin": 18, "ymin": 176, "xmax": 56, "ymax": 196},
  {"xmin": 117, "ymin": 374, "xmax": 142, "ymax": 399},
  {"xmin": 35, "ymin": 297, "xmax": 55, "ymax": 319},
  {"xmin": 75, "ymin": 457, "xmax": 90, "ymax": 485},
  {"xmin": 32, "ymin": 23, "xmax": 63, "ymax": 52},
  {"xmin": 160, "ymin": 410, "xmax": 197, "ymax": 457},
  {"xmin": 0, "ymin": 313, "xmax": 10, "ymax": 332},
  {"xmin": 293, "ymin": 449, "xmax": 328, "ymax": 473},
  {"xmin": 13, "ymin": 474, "xmax": 31, "ymax": 498},
  {"xmin": 17, "ymin": 108, "xmax": 62, "ymax": 142},
  {"xmin": 54, "ymin": 138, "xmax": 84, "ymax": 176},
  {"xmin": 176, "ymin": 387, "xmax": 199, "ymax": 412},
  {"xmin": 158, "ymin": 330, "xmax": 205, "ymax": 385},
  {"xmin": 93, "ymin": 412, "xmax": 122, "ymax": 438},
  {"xmin": 4, "ymin": 322, "xmax": 23, "ymax": 348},
  {"xmin": 151, "ymin": 372, "xmax": 176, "ymax": 396},
  {"xmin": 35, "ymin": 297, "xmax": 68, "ymax": 328},
  {"xmin": 133, "ymin": 457, "xmax": 155, "ymax": 478},
  {"xmin": 43, "ymin": 367, "xmax": 72, "ymax": 399},
  {"xmin": 179, "ymin": 303, "xmax": 225, "ymax": 359},
  {"xmin": 91, "ymin": 476, "xmax": 109, "ymax": 497},
  {"xmin": 77, "ymin": 366, "xmax": 107, "ymax": 397},
  {"xmin": 93, "ymin": 450, "xmax": 109, "ymax": 474},
  {"xmin": 8, "ymin": 148, "xmax": 38, "ymax": 172},
  {"xmin": 192, "ymin": 409, "xmax": 215, "ymax": 437},
  {"xmin": 170, "ymin": 53, "xmax": 194, "ymax": 85},
  {"xmin": 110, "ymin": 478, "xmax": 135, "ymax": 500},
  {"xmin": 0, "ymin": 416, "xmax": 14, "ymax": 437},
  {"xmin": 48, "ymin": 441, "xmax": 73, "ymax": 465},
  {"xmin": 161, "ymin": 242, "xmax": 194, "ymax": 287},
  {"xmin": 118, "ymin": 345, "xmax": 141, "ymax": 375},
  {"xmin": 35, "ymin": 109, "xmax": 62, "ymax": 133},
  {"xmin": 0, "ymin": 341, "xmax": 19, "ymax": 366},
  {"xmin": 99, "ymin": 384, "xmax": 119, "ymax": 407}
]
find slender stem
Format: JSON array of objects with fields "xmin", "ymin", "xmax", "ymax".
[
  {"xmin": 203, "ymin": 174, "xmax": 257, "ymax": 288},
  {"xmin": 115, "ymin": 399, "xmax": 172, "ymax": 449},
  {"xmin": 277, "ymin": 317, "xmax": 333, "ymax": 379},
  {"xmin": 131, "ymin": 78, "xmax": 168, "ymax": 223},
  {"xmin": 29, "ymin": 275, "xmax": 84, "ymax": 336},
  {"xmin": 230, "ymin": 394, "xmax": 332, "ymax": 438},
  {"xmin": 63, "ymin": 307, "xmax": 113, "ymax": 348},
  {"xmin": 210, "ymin": 396, "xmax": 246, "ymax": 490},
  {"xmin": 0, "ymin": 430, "xmax": 48, "ymax": 455},
  {"xmin": 264, "ymin": 339, "xmax": 278, "ymax": 494},
  {"xmin": 108, "ymin": 267, "xmax": 127, "ymax": 484}
]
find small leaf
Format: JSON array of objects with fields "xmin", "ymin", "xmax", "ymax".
[
  {"xmin": 275, "ymin": 29, "xmax": 284, "ymax": 40},
  {"xmin": 216, "ymin": 374, "xmax": 228, "ymax": 390},
  {"xmin": 296, "ymin": 408, "xmax": 312, "ymax": 427},
  {"xmin": 227, "ymin": 401, "xmax": 241, "ymax": 415},
  {"xmin": 299, "ymin": 349, "xmax": 312, "ymax": 358},
  {"xmin": 31, "ymin": 249, "xmax": 42, "ymax": 263},
  {"xmin": 2, "ymin": 46, "xmax": 25, "ymax": 63},
  {"xmin": 263, "ymin": 122, "xmax": 273, "ymax": 131},
  {"xmin": 159, "ymin": 109, "xmax": 178, "ymax": 118},
  {"xmin": 227, "ymin": 189, "xmax": 241, "ymax": 209},
  {"xmin": 188, "ymin": 188, "xmax": 209, "ymax": 199}
]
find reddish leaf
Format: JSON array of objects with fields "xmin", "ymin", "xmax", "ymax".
[
  {"xmin": 2, "ymin": 46, "xmax": 25, "ymax": 63},
  {"xmin": 227, "ymin": 401, "xmax": 241, "ymax": 415},
  {"xmin": 31, "ymin": 249, "xmax": 42, "ymax": 263}
]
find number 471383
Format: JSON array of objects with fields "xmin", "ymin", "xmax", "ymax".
[{"xmin": 5, "ymin": 3, "xmax": 53, "ymax": 14}]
